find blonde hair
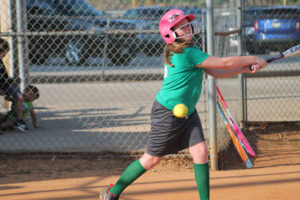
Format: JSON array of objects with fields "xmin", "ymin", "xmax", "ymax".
[{"xmin": 163, "ymin": 41, "xmax": 194, "ymax": 66}]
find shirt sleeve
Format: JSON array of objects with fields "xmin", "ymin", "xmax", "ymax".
[{"xmin": 187, "ymin": 46, "xmax": 210, "ymax": 66}]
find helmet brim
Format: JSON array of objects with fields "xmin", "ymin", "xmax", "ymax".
[{"xmin": 170, "ymin": 14, "xmax": 195, "ymax": 29}]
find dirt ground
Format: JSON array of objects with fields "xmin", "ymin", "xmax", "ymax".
[{"xmin": 0, "ymin": 122, "xmax": 300, "ymax": 200}]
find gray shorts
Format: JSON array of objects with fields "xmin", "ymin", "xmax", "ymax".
[{"xmin": 146, "ymin": 99, "xmax": 205, "ymax": 157}]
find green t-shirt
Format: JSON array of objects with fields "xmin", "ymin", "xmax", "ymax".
[
  {"xmin": 156, "ymin": 46, "xmax": 209, "ymax": 116},
  {"xmin": 6, "ymin": 101, "xmax": 33, "ymax": 120}
]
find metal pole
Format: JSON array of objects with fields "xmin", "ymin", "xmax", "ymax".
[
  {"xmin": 206, "ymin": 0, "xmax": 217, "ymax": 170},
  {"xmin": 237, "ymin": 0, "xmax": 246, "ymax": 128},
  {"xmin": 8, "ymin": 0, "xmax": 15, "ymax": 77},
  {"xmin": 16, "ymin": 0, "xmax": 26, "ymax": 91},
  {"xmin": 201, "ymin": 3, "xmax": 206, "ymax": 52}
]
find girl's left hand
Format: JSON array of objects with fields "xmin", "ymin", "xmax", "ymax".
[
  {"xmin": 248, "ymin": 57, "xmax": 267, "ymax": 73},
  {"xmin": 248, "ymin": 64, "xmax": 260, "ymax": 73}
]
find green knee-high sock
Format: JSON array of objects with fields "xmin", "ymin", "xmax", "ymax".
[
  {"xmin": 109, "ymin": 160, "xmax": 146, "ymax": 195},
  {"xmin": 194, "ymin": 163, "xmax": 210, "ymax": 200}
]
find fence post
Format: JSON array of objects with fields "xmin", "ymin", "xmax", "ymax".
[
  {"xmin": 206, "ymin": 0, "xmax": 218, "ymax": 170},
  {"xmin": 16, "ymin": 0, "xmax": 26, "ymax": 91},
  {"xmin": 237, "ymin": 0, "xmax": 246, "ymax": 128},
  {"xmin": 8, "ymin": 0, "xmax": 15, "ymax": 78}
]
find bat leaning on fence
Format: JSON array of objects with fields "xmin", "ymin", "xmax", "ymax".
[
  {"xmin": 216, "ymin": 101, "xmax": 253, "ymax": 169},
  {"xmin": 216, "ymin": 85, "xmax": 256, "ymax": 157},
  {"xmin": 217, "ymin": 98, "xmax": 249, "ymax": 152},
  {"xmin": 250, "ymin": 44, "xmax": 300, "ymax": 71}
]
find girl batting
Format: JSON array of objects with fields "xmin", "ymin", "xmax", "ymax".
[{"xmin": 100, "ymin": 9, "xmax": 267, "ymax": 200}]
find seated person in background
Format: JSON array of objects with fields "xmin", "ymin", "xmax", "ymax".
[
  {"xmin": 0, "ymin": 85, "xmax": 40, "ymax": 134},
  {"xmin": 0, "ymin": 38, "xmax": 26, "ymax": 131}
]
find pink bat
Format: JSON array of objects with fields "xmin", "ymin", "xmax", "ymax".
[{"xmin": 216, "ymin": 85, "xmax": 256, "ymax": 157}]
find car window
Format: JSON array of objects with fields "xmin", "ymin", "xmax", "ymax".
[
  {"xmin": 26, "ymin": 1, "xmax": 58, "ymax": 16},
  {"xmin": 55, "ymin": 0, "xmax": 104, "ymax": 17},
  {"xmin": 123, "ymin": 8, "xmax": 170, "ymax": 20},
  {"xmin": 259, "ymin": 8, "xmax": 300, "ymax": 19},
  {"xmin": 27, "ymin": 6, "xmax": 55, "ymax": 16},
  {"xmin": 245, "ymin": 8, "xmax": 267, "ymax": 23},
  {"xmin": 181, "ymin": 7, "xmax": 202, "ymax": 16}
]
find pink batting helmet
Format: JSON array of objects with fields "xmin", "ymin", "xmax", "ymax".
[{"xmin": 159, "ymin": 9, "xmax": 195, "ymax": 44}]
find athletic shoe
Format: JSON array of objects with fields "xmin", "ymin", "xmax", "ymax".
[
  {"xmin": 14, "ymin": 120, "xmax": 28, "ymax": 132},
  {"xmin": 100, "ymin": 184, "xmax": 119, "ymax": 200}
]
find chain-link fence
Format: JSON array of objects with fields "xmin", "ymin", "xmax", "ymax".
[
  {"xmin": 0, "ymin": 0, "xmax": 299, "ymax": 157},
  {"xmin": 0, "ymin": 0, "xmax": 209, "ymax": 154},
  {"xmin": 242, "ymin": 2, "xmax": 300, "ymax": 122}
]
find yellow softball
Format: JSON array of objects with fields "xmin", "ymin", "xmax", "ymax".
[{"xmin": 173, "ymin": 103, "xmax": 188, "ymax": 118}]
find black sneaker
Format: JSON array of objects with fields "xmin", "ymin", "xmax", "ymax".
[
  {"xmin": 14, "ymin": 120, "xmax": 28, "ymax": 132},
  {"xmin": 100, "ymin": 184, "xmax": 119, "ymax": 200}
]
